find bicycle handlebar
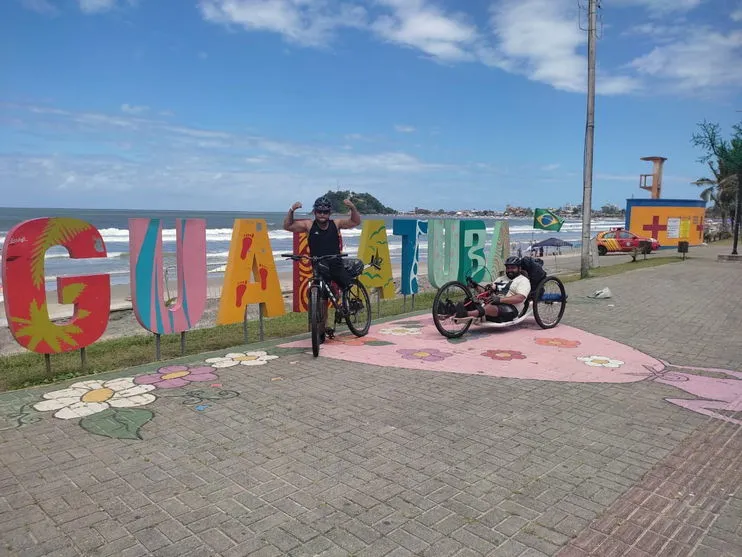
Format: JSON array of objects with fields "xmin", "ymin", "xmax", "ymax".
[{"xmin": 280, "ymin": 253, "xmax": 348, "ymax": 262}]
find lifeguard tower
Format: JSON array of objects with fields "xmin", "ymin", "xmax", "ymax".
[
  {"xmin": 638, "ymin": 156, "xmax": 667, "ymax": 199},
  {"xmin": 625, "ymin": 155, "xmax": 706, "ymax": 247}
]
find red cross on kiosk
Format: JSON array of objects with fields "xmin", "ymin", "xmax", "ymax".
[
  {"xmin": 696, "ymin": 218, "xmax": 704, "ymax": 233},
  {"xmin": 643, "ymin": 215, "xmax": 667, "ymax": 239}
]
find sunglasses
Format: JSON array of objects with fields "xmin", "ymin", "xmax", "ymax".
[{"xmin": 315, "ymin": 209, "xmax": 330, "ymax": 215}]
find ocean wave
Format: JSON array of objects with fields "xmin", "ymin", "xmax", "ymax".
[
  {"xmin": 1, "ymin": 219, "xmax": 622, "ymax": 248},
  {"xmin": 40, "ymin": 251, "xmax": 127, "ymax": 260}
]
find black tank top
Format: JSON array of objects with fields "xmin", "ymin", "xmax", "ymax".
[{"xmin": 308, "ymin": 219, "xmax": 341, "ymax": 257}]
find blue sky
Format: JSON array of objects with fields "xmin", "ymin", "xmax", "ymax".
[{"xmin": 1, "ymin": 0, "xmax": 741, "ymax": 212}]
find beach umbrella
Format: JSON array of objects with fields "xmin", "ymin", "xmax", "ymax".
[{"xmin": 531, "ymin": 237, "xmax": 574, "ymax": 248}]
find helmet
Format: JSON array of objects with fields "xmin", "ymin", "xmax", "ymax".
[
  {"xmin": 313, "ymin": 196, "xmax": 332, "ymax": 211},
  {"xmin": 505, "ymin": 256, "xmax": 521, "ymax": 267}
]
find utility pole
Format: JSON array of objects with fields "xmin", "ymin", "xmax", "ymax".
[{"xmin": 580, "ymin": 0, "xmax": 598, "ymax": 278}]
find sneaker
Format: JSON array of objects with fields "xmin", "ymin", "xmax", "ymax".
[{"xmin": 325, "ymin": 328, "xmax": 335, "ymax": 340}]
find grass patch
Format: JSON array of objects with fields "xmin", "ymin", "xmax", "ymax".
[
  {"xmin": 0, "ymin": 292, "xmax": 437, "ymax": 392},
  {"xmin": 0, "ymin": 255, "xmax": 685, "ymax": 392},
  {"xmin": 558, "ymin": 256, "xmax": 683, "ymax": 283}
]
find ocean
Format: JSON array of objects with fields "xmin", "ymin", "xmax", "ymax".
[{"xmin": 0, "ymin": 207, "xmax": 624, "ymax": 292}]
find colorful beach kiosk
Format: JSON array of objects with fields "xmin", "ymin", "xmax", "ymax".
[{"xmin": 625, "ymin": 157, "xmax": 706, "ymax": 249}]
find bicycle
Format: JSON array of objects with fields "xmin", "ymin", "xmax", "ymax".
[
  {"xmin": 432, "ymin": 269, "xmax": 567, "ymax": 339},
  {"xmin": 281, "ymin": 253, "xmax": 374, "ymax": 357}
]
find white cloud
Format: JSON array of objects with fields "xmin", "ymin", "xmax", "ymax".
[
  {"xmin": 488, "ymin": 0, "xmax": 640, "ymax": 95},
  {"xmin": 78, "ymin": 0, "xmax": 118, "ymax": 13},
  {"xmin": 197, "ymin": 0, "xmax": 742, "ymax": 98},
  {"xmin": 371, "ymin": 0, "xmax": 478, "ymax": 62},
  {"xmin": 310, "ymin": 151, "xmax": 443, "ymax": 172},
  {"xmin": 732, "ymin": 4, "xmax": 742, "ymax": 21},
  {"xmin": 120, "ymin": 103, "xmax": 149, "ymax": 115},
  {"xmin": 0, "ymin": 103, "xmax": 469, "ymax": 209},
  {"xmin": 198, "ymin": 0, "xmax": 367, "ymax": 47},
  {"xmin": 21, "ymin": 0, "xmax": 60, "ymax": 16},
  {"xmin": 610, "ymin": 0, "xmax": 705, "ymax": 16},
  {"xmin": 628, "ymin": 28, "xmax": 742, "ymax": 92},
  {"xmin": 394, "ymin": 124, "xmax": 416, "ymax": 133}
]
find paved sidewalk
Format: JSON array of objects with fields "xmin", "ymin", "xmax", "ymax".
[{"xmin": 0, "ymin": 246, "xmax": 740, "ymax": 557}]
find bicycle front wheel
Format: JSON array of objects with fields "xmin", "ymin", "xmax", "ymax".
[
  {"xmin": 432, "ymin": 281, "xmax": 474, "ymax": 338},
  {"xmin": 343, "ymin": 280, "xmax": 371, "ymax": 336},
  {"xmin": 309, "ymin": 286, "xmax": 322, "ymax": 356}
]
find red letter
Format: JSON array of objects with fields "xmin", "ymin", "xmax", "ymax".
[{"xmin": 1, "ymin": 218, "xmax": 110, "ymax": 353}]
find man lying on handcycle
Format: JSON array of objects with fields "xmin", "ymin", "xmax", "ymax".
[{"xmin": 455, "ymin": 256, "xmax": 532, "ymax": 323}]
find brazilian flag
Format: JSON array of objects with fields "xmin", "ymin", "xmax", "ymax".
[{"xmin": 533, "ymin": 208, "xmax": 564, "ymax": 231}]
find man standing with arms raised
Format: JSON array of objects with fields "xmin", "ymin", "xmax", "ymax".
[{"xmin": 283, "ymin": 195, "xmax": 361, "ymax": 341}]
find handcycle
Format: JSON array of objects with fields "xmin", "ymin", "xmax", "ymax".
[
  {"xmin": 432, "ymin": 266, "xmax": 567, "ymax": 339},
  {"xmin": 281, "ymin": 253, "xmax": 374, "ymax": 357}
]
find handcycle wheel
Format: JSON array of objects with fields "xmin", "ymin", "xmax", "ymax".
[
  {"xmin": 432, "ymin": 281, "xmax": 475, "ymax": 338},
  {"xmin": 309, "ymin": 286, "xmax": 322, "ymax": 357},
  {"xmin": 343, "ymin": 279, "xmax": 371, "ymax": 337},
  {"xmin": 533, "ymin": 276, "xmax": 567, "ymax": 329}
]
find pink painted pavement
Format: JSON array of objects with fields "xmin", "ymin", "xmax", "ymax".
[{"xmin": 278, "ymin": 315, "xmax": 742, "ymax": 425}]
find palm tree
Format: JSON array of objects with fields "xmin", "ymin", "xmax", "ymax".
[
  {"xmin": 693, "ymin": 177, "xmax": 736, "ymax": 232},
  {"xmin": 692, "ymin": 120, "xmax": 742, "ymax": 255}
]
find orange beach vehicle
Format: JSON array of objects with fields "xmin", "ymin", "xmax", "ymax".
[{"xmin": 595, "ymin": 227, "xmax": 660, "ymax": 256}]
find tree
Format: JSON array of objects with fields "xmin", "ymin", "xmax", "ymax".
[
  {"xmin": 693, "ymin": 177, "xmax": 735, "ymax": 228},
  {"xmin": 600, "ymin": 204, "xmax": 621, "ymax": 216},
  {"xmin": 321, "ymin": 190, "xmax": 397, "ymax": 214},
  {"xmin": 691, "ymin": 120, "xmax": 742, "ymax": 255}
]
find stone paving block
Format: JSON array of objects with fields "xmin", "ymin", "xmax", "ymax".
[
  {"xmin": 151, "ymin": 536, "xmax": 205, "ymax": 557},
  {"xmin": 520, "ymin": 549, "xmax": 550, "ymax": 557},
  {"xmin": 488, "ymin": 538, "xmax": 529, "ymax": 557},
  {"xmin": 434, "ymin": 513, "xmax": 470, "ymax": 536},
  {"xmin": 356, "ymin": 535, "xmax": 399, "ymax": 557},
  {"xmin": 1, "ymin": 249, "xmax": 741, "ymax": 557},
  {"xmin": 199, "ymin": 527, "xmax": 236, "ymax": 553},
  {"xmin": 133, "ymin": 525, "xmax": 172, "ymax": 553},
  {"xmin": 12, "ymin": 538, "xmax": 79, "ymax": 557}
]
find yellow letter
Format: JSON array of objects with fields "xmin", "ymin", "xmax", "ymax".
[
  {"xmin": 217, "ymin": 219, "xmax": 284, "ymax": 324},
  {"xmin": 357, "ymin": 220, "xmax": 395, "ymax": 298}
]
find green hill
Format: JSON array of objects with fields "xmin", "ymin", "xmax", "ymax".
[{"xmin": 322, "ymin": 190, "xmax": 397, "ymax": 214}]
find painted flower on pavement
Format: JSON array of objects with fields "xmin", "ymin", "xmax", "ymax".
[
  {"xmin": 33, "ymin": 378, "xmax": 156, "ymax": 420},
  {"xmin": 482, "ymin": 349, "xmax": 527, "ymax": 361},
  {"xmin": 330, "ymin": 335, "xmax": 392, "ymax": 346},
  {"xmin": 577, "ymin": 356, "xmax": 624, "ymax": 368},
  {"xmin": 379, "ymin": 326, "xmax": 422, "ymax": 336},
  {"xmin": 397, "ymin": 348, "xmax": 452, "ymax": 362},
  {"xmin": 205, "ymin": 351, "xmax": 278, "ymax": 368},
  {"xmin": 535, "ymin": 338, "xmax": 581, "ymax": 348},
  {"xmin": 135, "ymin": 365, "xmax": 218, "ymax": 389}
]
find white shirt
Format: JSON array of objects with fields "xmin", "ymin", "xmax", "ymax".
[{"xmin": 493, "ymin": 274, "xmax": 531, "ymax": 313}]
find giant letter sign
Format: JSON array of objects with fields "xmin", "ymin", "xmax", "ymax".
[
  {"xmin": 459, "ymin": 220, "xmax": 487, "ymax": 283},
  {"xmin": 357, "ymin": 220, "xmax": 395, "ymax": 299},
  {"xmin": 427, "ymin": 219, "xmax": 461, "ymax": 288},
  {"xmin": 217, "ymin": 219, "xmax": 284, "ymax": 324},
  {"xmin": 291, "ymin": 232, "xmax": 312, "ymax": 313},
  {"xmin": 1, "ymin": 218, "xmax": 110, "ymax": 353},
  {"xmin": 129, "ymin": 218, "xmax": 207, "ymax": 335},
  {"xmin": 487, "ymin": 221, "xmax": 510, "ymax": 278},
  {"xmin": 291, "ymin": 230, "xmax": 344, "ymax": 313},
  {"xmin": 392, "ymin": 219, "xmax": 427, "ymax": 295}
]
